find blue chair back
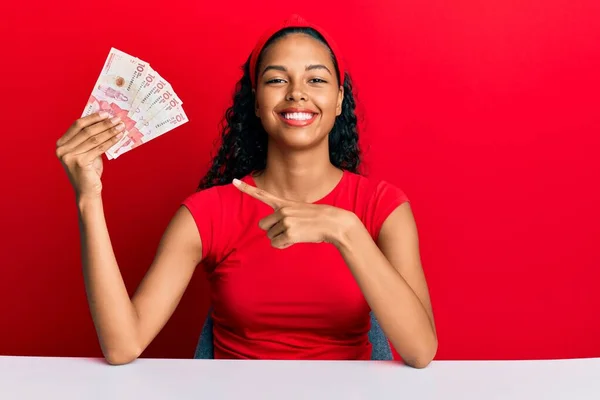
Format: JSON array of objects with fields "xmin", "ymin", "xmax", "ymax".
[{"xmin": 194, "ymin": 310, "xmax": 393, "ymax": 360}]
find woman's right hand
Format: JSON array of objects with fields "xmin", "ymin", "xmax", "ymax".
[{"xmin": 56, "ymin": 111, "xmax": 126, "ymax": 199}]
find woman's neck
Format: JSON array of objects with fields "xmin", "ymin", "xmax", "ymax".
[{"xmin": 254, "ymin": 142, "xmax": 343, "ymax": 203}]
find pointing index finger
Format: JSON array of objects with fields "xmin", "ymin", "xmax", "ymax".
[{"xmin": 233, "ymin": 178, "xmax": 283, "ymax": 209}]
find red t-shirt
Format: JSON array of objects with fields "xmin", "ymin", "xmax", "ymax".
[{"xmin": 181, "ymin": 169, "xmax": 409, "ymax": 360}]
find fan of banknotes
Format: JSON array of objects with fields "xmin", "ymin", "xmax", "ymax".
[{"xmin": 81, "ymin": 47, "xmax": 189, "ymax": 159}]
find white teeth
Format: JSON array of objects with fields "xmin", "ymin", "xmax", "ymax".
[{"xmin": 283, "ymin": 112, "xmax": 314, "ymax": 121}]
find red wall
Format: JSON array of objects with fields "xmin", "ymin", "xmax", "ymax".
[{"xmin": 1, "ymin": 0, "xmax": 599, "ymax": 361}]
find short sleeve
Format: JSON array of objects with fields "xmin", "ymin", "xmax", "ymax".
[
  {"xmin": 368, "ymin": 180, "xmax": 410, "ymax": 241},
  {"xmin": 181, "ymin": 187, "xmax": 223, "ymax": 265}
]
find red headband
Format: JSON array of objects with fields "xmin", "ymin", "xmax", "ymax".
[{"xmin": 249, "ymin": 14, "xmax": 346, "ymax": 89}]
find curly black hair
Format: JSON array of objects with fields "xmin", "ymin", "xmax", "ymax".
[{"xmin": 197, "ymin": 27, "xmax": 362, "ymax": 190}]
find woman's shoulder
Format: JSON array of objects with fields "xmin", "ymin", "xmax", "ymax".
[
  {"xmin": 339, "ymin": 170, "xmax": 410, "ymax": 240},
  {"xmin": 342, "ymin": 170, "xmax": 409, "ymax": 203},
  {"xmin": 180, "ymin": 175, "xmax": 254, "ymax": 264},
  {"xmin": 182, "ymin": 174, "xmax": 252, "ymax": 208}
]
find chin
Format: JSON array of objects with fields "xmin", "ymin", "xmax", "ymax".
[{"xmin": 270, "ymin": 128, "xmax": 326, "ymax": 150}]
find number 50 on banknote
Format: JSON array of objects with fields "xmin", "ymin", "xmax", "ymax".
[{"xmin": 81, "ymin": 48, "xmax": 189, "ymax": 159}]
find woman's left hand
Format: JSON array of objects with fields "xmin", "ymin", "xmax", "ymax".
[{"xmin": 233, "ymin": 178, "xmax": 358, "ymax": 249}]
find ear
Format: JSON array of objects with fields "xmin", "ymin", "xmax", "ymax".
[
  {"xmin": 335, "ymin": 85, "xmax": 344, "ymax": 116},
  {"xmin": 253, "ymin": 88, "xmax": 260, "ymax": 118}
]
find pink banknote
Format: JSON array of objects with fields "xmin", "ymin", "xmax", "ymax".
[
  {"xmin": 81, "ymin": 47, "xmax": 188, "ymax": 160},
  {"xmin": 107, "ymin": 106, "xmax": 189, "ymax": 158}
]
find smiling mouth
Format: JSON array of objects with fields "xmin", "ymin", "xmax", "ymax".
[{"xmin": 278, "ymin": 112, "xmax": 318, "ymax": 127}]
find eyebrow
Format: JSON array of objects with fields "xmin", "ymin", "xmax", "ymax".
[{"xmin": 261, "ymin": 64, "xmax": 333, "ymax": 77}]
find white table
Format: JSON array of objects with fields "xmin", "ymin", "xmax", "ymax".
[{"xmin": 1, "ymin": 356, "xmax": 599, "ymax": 399}]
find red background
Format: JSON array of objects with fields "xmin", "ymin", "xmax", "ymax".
[{"xmin": 1, "ymin": 0, "xmax": 599, "ymax": 361}]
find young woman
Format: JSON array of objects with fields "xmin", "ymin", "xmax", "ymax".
[{"xmin": 55, "ymin": 15, "xmax": 437, "ymax": 368}]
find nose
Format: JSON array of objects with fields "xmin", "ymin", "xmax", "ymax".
[{"xmin": 286, "ymin": 81, "xmax": 308, "ymax": 102}]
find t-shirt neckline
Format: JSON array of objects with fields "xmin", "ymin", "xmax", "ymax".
[{"xmin": 245, "ymin": 169, "xmax": 347, "ymax": 205}]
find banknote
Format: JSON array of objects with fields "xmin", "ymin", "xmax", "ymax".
[
  {"xmin": 81, "ymin": 48, "xmax": 143, "ymax": 118},
  {"xmin": 108, "ymin": 106, "xmax": 189, "ymax": 158},
  {"xmin": 129, "ymin": 81, "xmax": 183, "ymax": 127},
  {"xmin": 81, "ymin": 47, "xmax": 188, "ymax": 159},
  {"xmin": 128, "ymin": 71, "xmax": 168, "ymax": 119}
]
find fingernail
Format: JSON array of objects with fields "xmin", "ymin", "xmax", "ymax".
[
  {"xmin": 99, "ymin": 111, "xmax": 110, "ymax": 119},
  {"xmin": 116, "ymin": 122, "xmax": 125, "ymax": 131},
  {"xmin": 110, "ymin": 116, "xmax": 121, "ymax": 124},
  {"xmin": 116, "ymin": 132, "xmax": 124, "ymax": 139},
  {"xmin": 232, "ymin": 178, "xmax": 241, "ymax": 186}
]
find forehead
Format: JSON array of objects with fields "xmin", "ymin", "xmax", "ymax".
[{"xmin": 259, "ymin": 33, "xmax": 334, "ymax": 67}]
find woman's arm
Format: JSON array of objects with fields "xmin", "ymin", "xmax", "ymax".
[
  {"xmin": 334, "ymin": 202, "xmax": 437, "ymax": 368},
  {"xmin": 78, "ymin": 196, "xmax": 202, "ymax": 365}
]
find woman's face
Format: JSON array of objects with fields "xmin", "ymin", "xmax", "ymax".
[{"xmin": 254, "ymin": 33, "xmax": 343, "ymax": 150}]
